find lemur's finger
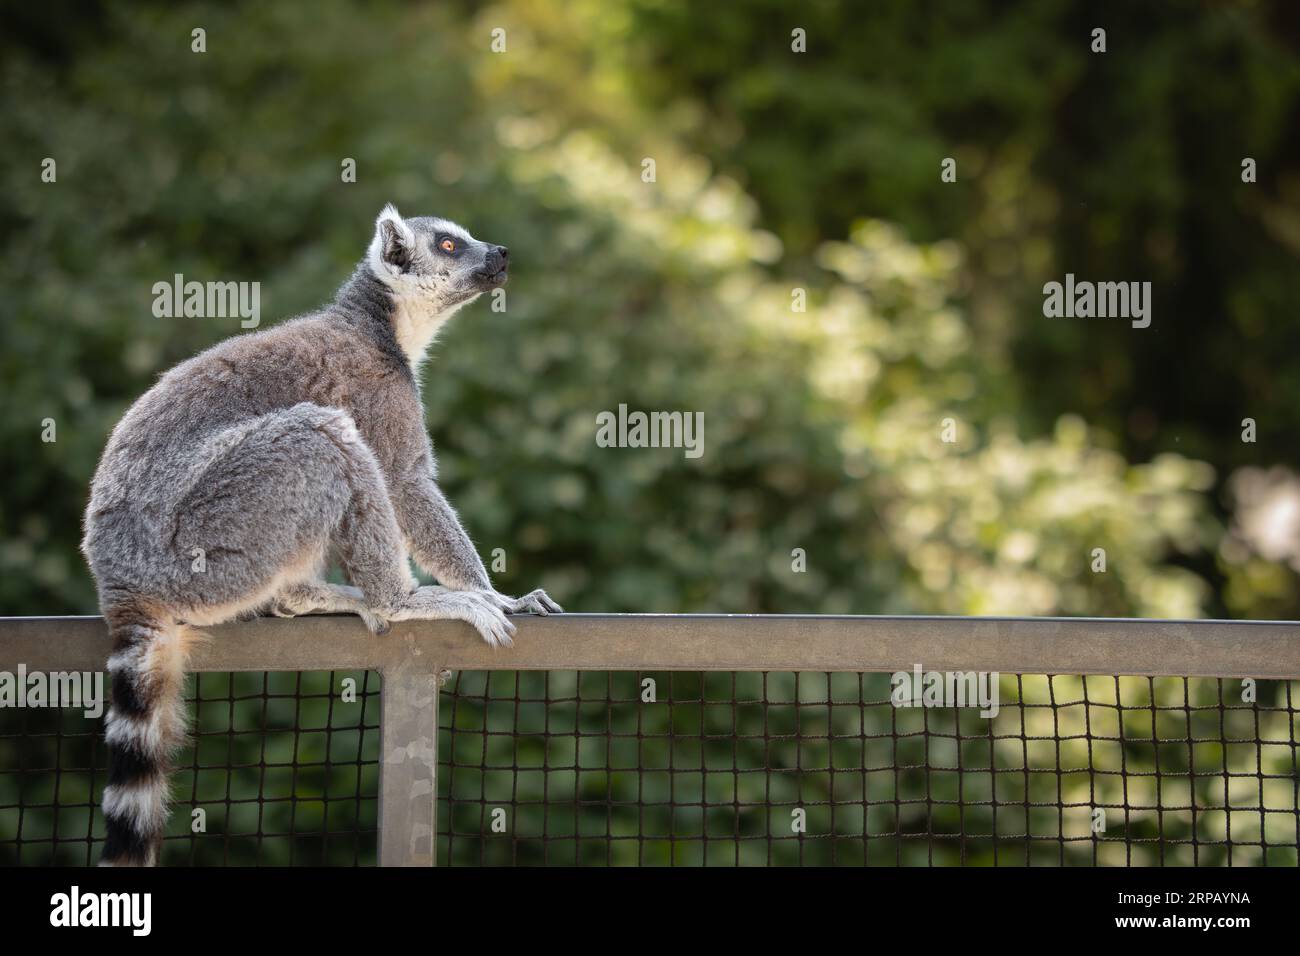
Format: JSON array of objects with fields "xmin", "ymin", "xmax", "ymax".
[
  {"xmin": 492, "ymin": 618, "xmax": 515, "ymax": 647},
  {"xmin": 472, "ymin": 603, "xmax": 516, "ymax": 647},
  {"xmin": 474, "ymin": 614, "xmax": 508, "ymax": 647},
  {"xmin": 507, "ymin": 588, "xmax": 559, "ymax": 615},
  {"xmin": 523, "ymin": 589, "xmax": 562, "ymax": 614}
]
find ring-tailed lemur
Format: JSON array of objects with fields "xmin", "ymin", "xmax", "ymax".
[{"xmin": 81, "ymin": 204, "xmax": 561, "ymax": 866}]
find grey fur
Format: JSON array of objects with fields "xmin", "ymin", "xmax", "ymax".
[{"xmin": 83, "ymin": 205, "xmax": 559, "ymax": 865}]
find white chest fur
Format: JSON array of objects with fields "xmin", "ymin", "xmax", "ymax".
[{"xmin": 390, "ymin": 293, "xmax": 450, "ymax": 365}]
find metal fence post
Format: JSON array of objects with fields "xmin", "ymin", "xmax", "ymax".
[{"xmin": 377, "ymin": 656, "xmax": 441, "ymax": 866}]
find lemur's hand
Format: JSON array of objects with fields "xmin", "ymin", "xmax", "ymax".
[
  {"xmin": 388, "ymin": 586, "xmax": 517, "ymax": 647},
  {"xmin": 480, "ymin": 588, "xmax": 563, "ymax": 616}
]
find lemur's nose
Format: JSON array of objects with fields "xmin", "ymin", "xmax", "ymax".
[{"xmin": 495, "ymin": 245, "xmax": 509, "ymax": 262}]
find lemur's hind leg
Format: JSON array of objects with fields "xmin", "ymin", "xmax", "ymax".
[
  {"xmin": 261, "ymin": 581, "xmax": 389, "ymax": 633},
  {"xmin": 171, "ymin": 402, "xmax": 514, "ymax": 643},
  {"xmin": 168, "ymin": 403, "xmax": 408, "ymax": 624}
]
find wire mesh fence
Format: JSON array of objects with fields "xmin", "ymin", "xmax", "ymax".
[
  {"xmin": 437, "ymin": 671, "xmax": 1300, "ymax": 866},
  {"xmin": 0, "ymin": 670, "xmax": 381, "ymax": 866},
  {"xmin": 2, "ymin": 665, "xmax": 1298, "ymax": 866}
]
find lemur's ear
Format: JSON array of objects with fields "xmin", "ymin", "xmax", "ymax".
[{"xmin": 374, "ymin": 203, "xmax": 415, "ymax": 274}]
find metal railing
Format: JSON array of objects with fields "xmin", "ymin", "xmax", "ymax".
[{"xmin": 2, "ymin": 614, "xmax": 1299, "ymax": 866}]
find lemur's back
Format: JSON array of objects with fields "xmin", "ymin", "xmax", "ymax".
[
  {"xmin": 83, "ymin": 308, "xmax": 405, "ymax": 593},
  {"xmin": 89, "ymin": 312, "xmax": 390, "ymax": 508}
]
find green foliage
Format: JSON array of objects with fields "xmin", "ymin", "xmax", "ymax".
[{"xmin": 0, "ymin": 0, "xmax": 1255, "ymax": 620}]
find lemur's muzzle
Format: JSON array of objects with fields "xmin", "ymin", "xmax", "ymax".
[{"xmin": 476, "ymin": 245, "xmax": 509, "ymax": 287}]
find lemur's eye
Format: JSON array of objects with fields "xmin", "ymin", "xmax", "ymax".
[{"xmin": 439, "ymin": 238, "xmax": 456, "ymax": 253}]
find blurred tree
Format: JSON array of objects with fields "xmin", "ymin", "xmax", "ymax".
[
  {"xmin": 0, "ymin": 0, "xmax": 1233, "ymax": 618},
  {"xmin": 487, "ymin": 0, "xmax": 1300, "ymax": 614}
]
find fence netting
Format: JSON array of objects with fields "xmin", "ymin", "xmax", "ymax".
[
  {"xmin": 438, "ymin": 671, "xmax": 1300, "ymax": 866},
  {"xmin": 2, "ymin": 670, "xmax": 1297, "ymax": 865},
  {"xmin": 0, "ymin": 670, "xmax": 381, "ymax": 865}
]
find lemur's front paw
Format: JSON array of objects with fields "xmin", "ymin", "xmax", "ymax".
[
  {"xmin": 389, "ymin": 586, "xmax": 517, "ymax": 648},
  {"xmin": 472, "ymin": 604, "xmax": 516, "ymax": 648},
  {"xmin": 485, "ymin": 588, "xmax": 563, "ymax": 616},
  {"xmin": 452, "ymin": 591, "xmax": 516, "ymax": 647}
]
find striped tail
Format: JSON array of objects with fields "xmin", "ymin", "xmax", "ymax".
[{"xmin": 99, "ymin": 601, "xmax": 197, "ymax": 867}]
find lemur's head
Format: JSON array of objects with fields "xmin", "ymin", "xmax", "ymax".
[
  {"xmin": 365, "ymin": 203, "xmax": 509, "ymax": 362},
  {"xmin": 368, "ymin": 203, "xmax": 508, "ymax": 301}
]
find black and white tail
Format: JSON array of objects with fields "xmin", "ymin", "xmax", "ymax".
[{"xmin": 100, "ymin": 600, "xmax": 197, "ymax": 866}]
